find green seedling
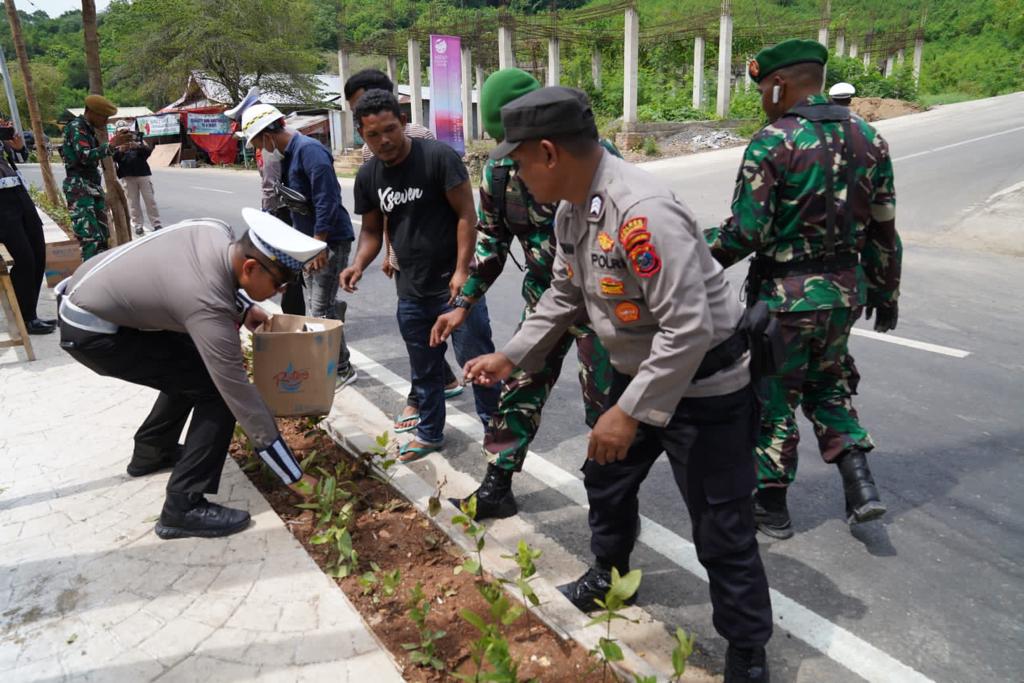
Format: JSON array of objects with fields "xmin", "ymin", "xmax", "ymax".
[
  {"xmin": 451, "ymin": 495, "xmax": 485, "ymax": 577},
  {"xmin": 402, "ymin": 582, "xmax": 446, "ymax": 671},
  {"xmin": 585, "ymin": 568, "xmax": 642, "ymax": 682}
]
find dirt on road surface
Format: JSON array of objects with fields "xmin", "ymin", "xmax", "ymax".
[{"xmin": 851, "ymin": 97, "xmax": 925, "ymax": 122}]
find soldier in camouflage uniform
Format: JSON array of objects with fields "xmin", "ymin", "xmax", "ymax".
[
  {"xmin": 62, "ymin": 95, "xmax": 131, "ymax": 260},
  {"xmin": 431, "ymin": 69, "xmax": 618, "ymax": 521},
  {"xmin": 705, "ymin": 40, "xmax": 901, "ymax": 539}
]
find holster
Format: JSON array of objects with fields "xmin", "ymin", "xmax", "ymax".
[{"xmin": 737, "ymin": 300, "xmax": 784, "ymax": 380}]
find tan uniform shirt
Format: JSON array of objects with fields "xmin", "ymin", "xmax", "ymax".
[
  {"xmin": 64, "ymin": 219, "xmax": 281, "ymax": 448},
  {"xmin": 503, "ymin": 150, "xmax": 749, "ymax": 427}
]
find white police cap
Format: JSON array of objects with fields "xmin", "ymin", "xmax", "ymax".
[
  {"xmin": 829, "ymin": 82, "xmax": 856, "ymax": 99},
  {"xmin": 241, "ymin": 207, "xmax": 325, "ymax": 271}
]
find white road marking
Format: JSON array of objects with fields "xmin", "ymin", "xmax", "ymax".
[
  {"xmin": 893, "ymin": 125, "xmax": 1024, "ymax": 162},
  {"xmin": 188, "ymin": 185, "xmax": 233, "ymax": 194},
  {"xmin": 852, "ymin": 329, "xmax": 971, "ymax": 358},
  {"xmin": 344, "ymin": 345, "xmax": 937, "ymax": 683}
]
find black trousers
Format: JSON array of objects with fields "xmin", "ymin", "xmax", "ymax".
[
  {"xmin": 584, "ymin": 373, "xmax": 773, "ymax": 647},
  {"xmin": 0, "ymin": 187, "xmax": 45, "ymax": 322},
  {"xmin": 59, "ymin": 323, "xmax": 236, "ymax": 496}
]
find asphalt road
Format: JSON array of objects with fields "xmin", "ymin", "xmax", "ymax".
[{"xmin": 22, "ymin": 92, "xmax": 1024, "ymax": 682}]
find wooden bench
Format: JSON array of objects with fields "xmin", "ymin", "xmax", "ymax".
[{"xmin": 0, "ymin": 256, "xmax": 35, "ymax": 361}]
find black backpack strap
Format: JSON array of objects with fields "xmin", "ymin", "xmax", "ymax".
[
  {"xmin": 841, "ymin": 118, "xmax": 857, "ymax": 253},
  {"xmin": 786, "ymin": 103, "xmax": 851, "ymax": 122},
  {"xmin": 491, "ymin": 164, "xmax": 511, "ymax": 230},
  {"xmin": 810, "ymin": 120, "xmax": 838, "ymax": 259}
]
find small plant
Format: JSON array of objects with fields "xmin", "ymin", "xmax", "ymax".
[
  {"xmin": 358, "ymin": 562, "xmax": 402, "ymax": 605},
  {"xmin": 402, "ymin": 581, "xmax": 447, "ymax": 671},
  {"xmin": 366, "ymin": 431, "xmax": 399, "ymax": 494},
  {"xmin": 309, "ymin": 500, "xmax": 358, "ymax": 577},
  {"xmin": 455, "ymin": 583, "xmax": 528, "ymax": 683},
  {"xmin": 296, "ymin": 471, "xmax": 351, "ymax": 527},
  {"xmin": 641, "ymin": 136, "xmax": 659, "ymax": 156},
  {"xmin": 500, "ymin": 540, "xmax": 543, "ymax": 625},
  {"xmin": 670, "ymin": 627, "xmax": 696, "ymax": 680},
  {"xmin": 585, "ymin": 567, "xmax": 643, "ymax": 682},
  {"xmin": 451, "ymin": 495, "xmax": 486, "ymax": 577}
]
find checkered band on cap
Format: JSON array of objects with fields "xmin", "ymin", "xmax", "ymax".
[
  {"xmin": 242, "ymin": 107, "xmax": 279, "ymax": 134},
  {"xmin": 249, "ymin": 230, "xmax": 304, "ymax": 271}
]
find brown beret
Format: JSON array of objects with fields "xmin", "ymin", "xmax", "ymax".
[{"xmin": 84, "ymin": 94, "xmax": 117, "ymax": 118}]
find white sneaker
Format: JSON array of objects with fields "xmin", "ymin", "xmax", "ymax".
[{"xmin": 335, "ymin": 366, "xmax": 357, "ymax": 390}]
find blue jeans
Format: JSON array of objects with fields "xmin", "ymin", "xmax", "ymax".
[
  {"xmin": 396, "ymin": 294, "xmax": 500, "ymax": 444},
  {"xmin": 303, "ymin": 241, "xmax": 352, "ymax": 371}
]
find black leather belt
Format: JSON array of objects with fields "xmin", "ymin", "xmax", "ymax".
[{"xmin": 693, "ymin": 330, "xmax": 748, "ymax": 381}]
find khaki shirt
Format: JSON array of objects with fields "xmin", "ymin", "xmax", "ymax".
[
  {"xmin": 503, "ymin": 150, "xmax": 749, "ymax": 426},
  {"xmin": 65, "ymin": 220, "xmax": 281, "ymax": 448}
]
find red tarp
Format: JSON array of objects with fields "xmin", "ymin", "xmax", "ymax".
[{"xmin": 189, "ymin": 133, "xmax": 237, "ymax": 164}]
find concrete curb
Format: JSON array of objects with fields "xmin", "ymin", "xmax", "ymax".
[{"xmin": 320, "ymin": 388, "xmax": 667, "ymax": 682}]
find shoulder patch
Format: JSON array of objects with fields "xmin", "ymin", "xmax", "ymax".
[
  {"xmin": 588, "ymin": 194, "xmax": 604, "ymax": 222},
  {"xmin": 618, "ymin": 217, "xmax": 649, "ymax": 251},
  {"xmin": 596, "ymin": 231, "xmax": 615, "ymax": 252},
  {"xmin": 629, "ymin": 243, "xmax": 662, "ymax": 278}
]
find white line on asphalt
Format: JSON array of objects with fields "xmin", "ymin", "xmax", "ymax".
[
  {"xmin": 345, "ymin": 345, "xmax": 937, "ymax": 683},
  {"xmin": 188, "ymin": 186, "xmax": 233, "ymax": 194},
  {"xmin": 852, "ymin": 329, "xmax": 971, "ymax": 358},
  {"xmin": 893, "ymin": 125, "xmax": 1024, "ymax": 162}
]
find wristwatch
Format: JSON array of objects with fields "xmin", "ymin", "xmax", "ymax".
[{"xmin": 452, "ymin": 294, "xmax": 473, "ymax": 310}]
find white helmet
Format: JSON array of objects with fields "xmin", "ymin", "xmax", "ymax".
[
  {"xmin": 240, "ymin": 102, "xmax": 284, "ymax": 145},
  {"xmin": 828, "ymin": 82, "xmax": 856, "ymax": 100}
]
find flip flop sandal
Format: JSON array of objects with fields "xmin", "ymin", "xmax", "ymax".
[
  {"xmin": 444, "ymin": 384, "xmax": 465, "ymax": 399},
  {"xmin": 393, "ymin": 412, "xmax": 420, "ymax": 433},
  {"xmin": 398, "ymin": 441, "xmax": 444, "ymax": 464}
]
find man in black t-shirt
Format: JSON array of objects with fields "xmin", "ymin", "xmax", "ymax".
[{"xmin": 341, "ymin": 90, "xmax": 500, "ymax": 462}]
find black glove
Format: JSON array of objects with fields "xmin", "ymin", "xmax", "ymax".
[{"xmin": 865, "ymin": 302, "xmax": 898, "ymax": 333}]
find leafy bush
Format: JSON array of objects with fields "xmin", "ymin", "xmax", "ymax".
[{"xmin": 826, "ymin": 56, "xmax": 918, "ymax": 101}]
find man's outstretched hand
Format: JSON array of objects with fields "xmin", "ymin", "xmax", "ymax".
[
  {"xmin": 463, "ymin": 353, "xmax": 514, "ymax": 387},
  {"xmin": 339, "ymin": 265, "xmax": 363, "ymax": 293}
]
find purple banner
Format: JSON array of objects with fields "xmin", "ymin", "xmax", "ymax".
[{"xmin": 429, "ymin": 34, "xmax": 465, "ymax": 155}]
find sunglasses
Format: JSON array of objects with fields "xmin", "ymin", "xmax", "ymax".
[{"xmin": 249, "ymin": 257, "xmax": 291, "ymax": 292}]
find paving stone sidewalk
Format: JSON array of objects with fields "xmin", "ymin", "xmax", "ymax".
[{"xmin": 0, "ymin": 285, "xmax": 403, "ymax": 681}]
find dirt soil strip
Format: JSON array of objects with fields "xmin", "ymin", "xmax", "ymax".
[{"xmin": 232, "ymin": 416, "xmax": 661, "ymax": 682}]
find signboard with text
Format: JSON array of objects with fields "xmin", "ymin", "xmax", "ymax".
[
  {"xmin": 186, "ymin": 112, "xmax": 231, "ymax": 135},
  {"xmin": 136, "ymin": 114, "xmax": 180, "ymax": 138},
  {"xmin": 429, "ymin": 34, "xmax": 465, "ymax": 155}
]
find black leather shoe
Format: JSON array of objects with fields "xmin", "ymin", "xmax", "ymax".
[
  {"xmin": 449, "ymin": 463, "xmax": 517, "ymax": 521},
  {"xmin": 753, "ymin": 488, "xmax": 794, "ymax": 539},
  {"xmin": 837, "ymin": 448, "xmax": 886, "ymax": 524},
  {"xmin": 127, "ymin": 444, "xmax": 184, "ymax": 477},
  {"xmin": 559, "ymin": 566, "xmax": 638, "ymax": 612},
  {"xmin": 26, "ymin": 319, "xmax": 56, "ymax": 335},
  {"xmin": 155, "ymin": 494, "xmax": 250, "ymax": 539},
  {"xmin": 724, "ymin": 645, "xmax": 769, "ymax": 683},
  {"xmin": 37, "ymin": 317, "xmax": 57, "ymax": 325}
]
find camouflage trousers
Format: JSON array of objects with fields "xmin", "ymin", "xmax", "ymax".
[
  {"xmin": 63, "ymin": 177, "xmax": 109, "ymax": 261},
  {"xmin": 757, "ymin": 306, "xmax": 875, "ymax": 488},
  {"xmin": 485, "ymin": 319, "xmax": 612, "ymax": 472}
]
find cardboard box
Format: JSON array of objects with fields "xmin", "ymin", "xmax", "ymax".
[
  {"xmin": 44, "ymin": 240, "xmax": 82, "ymax": 288},
  {"xmin": 252, "ymin": 314, "xmax": 343, "ymax": 417}
]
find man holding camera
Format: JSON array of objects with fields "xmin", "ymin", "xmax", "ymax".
[
  {"xmin": 112, "ymin": 119, "xmax": 162, "ymax": 237},
  {"xmin": 62, "ymin": 94, "xmax": 132, "ymax": 260}
]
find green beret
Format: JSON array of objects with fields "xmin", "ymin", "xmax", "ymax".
[
  {"xmin": 84, "ymin": 94, "xmax": 117, "ymax": 118},
  {"xmin": 481, "ymin": 68, "xmax": 540, "ymax": 141},
  {"xmin": 748, "ymin": 39, "xmax": 828, "ymax": 83}
]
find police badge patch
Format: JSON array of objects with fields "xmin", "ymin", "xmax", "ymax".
[
  {"xmin": 629, "ymin": 242, "xmax": 661, "ymax": 278},
  {"xmin": 614, "ymin": 301, "xmax": 640, "ymax": 323},
  {"xmin": 596, "ymin": 231, "xmax": 615, "ymax": 252},
  {"xmin": 599, "ymin": 276, "xmax": 625, "ymax": 295}
]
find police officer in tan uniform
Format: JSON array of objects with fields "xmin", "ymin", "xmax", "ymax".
[{"xmin": 464, "ymin": 87, "xmax": 772, "ymax": 682}]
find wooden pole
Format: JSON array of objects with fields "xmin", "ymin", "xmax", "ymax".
[
  {"xmin": 81, "ymin": 0, "xmax": 131, "ymax": 248},
  {"xmin": 3, "ymin": 0, "xmax": 61, "ymax": 207}
]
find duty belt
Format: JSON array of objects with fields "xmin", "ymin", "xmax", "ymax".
[
  {"xmin": 693, "ymin": 330, "xmax": 748, "ymax": 381},
  {"xmin": 754, "ymin": 252, "xmax": 859, "ymax": 278},
  {"xmin": 55, "ymin": 279, "xmax": 118, "ymax": 334}
]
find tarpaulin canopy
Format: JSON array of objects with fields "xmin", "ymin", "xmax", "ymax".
[{"xmin": 190, "ymin": 133, "xmax": 237, "ymax": 164}]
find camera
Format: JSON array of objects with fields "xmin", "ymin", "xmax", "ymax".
[{"xmin": 0, "ymin": 127, "xmax": 15, "ymax": 141}]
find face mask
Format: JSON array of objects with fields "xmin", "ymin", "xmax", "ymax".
[{"xmin": 263, "ymin": 137, "xmax": 283, "ymax": 163}]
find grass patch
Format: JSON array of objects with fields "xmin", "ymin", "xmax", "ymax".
[{"xmin": 918, "ymin": 92, "xmax": 977, "ymax": 107}]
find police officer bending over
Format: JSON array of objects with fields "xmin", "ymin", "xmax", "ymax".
[
  {"xmin": 464, "ymin": 87, "xmax": 772, "ymax": 682},
  {"xmin": 57, "ymin": 210, "xmax": 320, "ymax": 540}
]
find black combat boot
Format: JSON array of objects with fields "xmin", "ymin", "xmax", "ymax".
[
  {"xmin": 753, "ymin": 487, "xmax": 794, "ymax": 539},
  {"xmin": 560, "ymin": 564, "xmax": 638, "ymax": 612},
  {"xmin": 449, "ymin": 463, "xmax": 517, "ymax": 520},
  {"xmin": 724, "ymin": 645, "xmax": 769, "ymax": 683},
  {"xmin": 837, "ymin": 448, "xmax": 886, "ymax": 524},
  {"xmin": 155, "ymin": 492, "xmax": 251, "ymax": 540},
  {"xmin": 127, "ymin": 444, "xmax": 184, "ymax": 477}
]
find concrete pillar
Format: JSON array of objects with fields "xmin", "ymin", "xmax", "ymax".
[
  {"xmin": 386, "ymin": 55, "xmax": 398, "ymax": 92},
  {"xmin": 897, "ymin": 48, "xmax": 905, "ymax": 66},
  {"xmin": 692, "ymin": 34, "xmax": 705, "ymax": 110},
  {"xmin": 836, "ymin": 30, "xmax": 845, "ymax": 57},
  {"xmin": 818, "ymin": 26, "xmax": 829, "ymax": 49},
  {"xmin": 734, "ymin": 74, "xmax": 741, "ymax": 94},
  {"xmin": 849, "ymin": 42, "xmax": 858, "ymax": 59},
  {"xmin": 591, "ymin": 47, "xmax": 602, "ymax": 89},
  {"xmin": 745, "ymin": 62, "xmax": 755, "ymax": 91},
  {"xmin": 716, "ymin": 2, "xmax": 733, "ymax": 119},
  {"xmin": 475, "ymin": 65, "xmax": 485, "ymax": 139},
  {"xmin": 547, "ymin": 37, "xmax": 560, "ymax": 86},
  {"xmin": 460, "ymin": 45, "xmax": 473, "ymax": 142},
  {"xmin": 499, "ymin": 24, "xmax": 514, "ymax": 69},
  {"xmin": 885, "ymin": 54, "xmax": 894, "ymax": 77},
  {"xmin": 407, "ymin": 38, "xmax": 423, "ymax": 127},
  {"xmin": 337, "ymin": 49, "xmax": 353, "ymax": 150},
  {"xmin": 913, "ymin": 35, "xmax": 923, "ymax": 86},
  {"xmin": 623, "ymin": 5, "xmax": 639, "ymax": 127}
]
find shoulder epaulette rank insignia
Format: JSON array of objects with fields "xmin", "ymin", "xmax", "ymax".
[{"xmin": 588, "ymin": 194, "xmax": 605, "ymax": 222}]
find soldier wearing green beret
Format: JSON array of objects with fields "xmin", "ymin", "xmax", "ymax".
[
  {"xmin": 705, "ymin": 39, "xmax": 902, "ymax": 539},
  {"xmin": 62, "ymin": 94, "xmax": 132, "ymax": 260}
]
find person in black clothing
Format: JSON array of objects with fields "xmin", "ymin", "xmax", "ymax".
[
  {"xmin": 112, "ymin": 120, "xmax": 162, "ymax": 237},
  {"xmin": 0, "ymin": 123, "xmax": 53, "ymax": 334}
]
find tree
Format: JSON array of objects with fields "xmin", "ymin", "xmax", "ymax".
[
  {"xmin": 9, "ymin": 61, "xmax": 62, "ymax": 128},
  {"xmin": 103, "ymin": 0, "xmax": 322, "ymax": 106},
  {"xmin": 82, "ymin": 0, "xmax": 132, "ymax": 248}
]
